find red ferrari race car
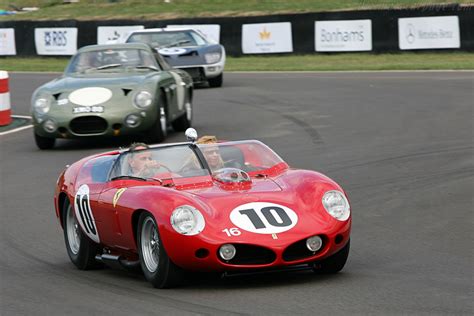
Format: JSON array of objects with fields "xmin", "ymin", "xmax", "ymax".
[{"xmin": 54, "ymin": 129, "xmax": 351, "ymax": 288}]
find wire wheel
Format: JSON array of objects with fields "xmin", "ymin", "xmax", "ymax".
[
  {"xmin": 66, "ymin": 204, "xmax": 81, "ymax": 255},
  {"xmin": 141, "ymin": 216, "xmax": 160, "ymax": 273}
]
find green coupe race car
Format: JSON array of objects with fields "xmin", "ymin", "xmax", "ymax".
[{"xmin": 31, "ymin": 43, "xmax": 194, "ymax": 149}]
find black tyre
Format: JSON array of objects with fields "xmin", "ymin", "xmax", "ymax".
[
  {"xmin": 171, "ymin": 100, "xmax": 192, "ymax": 132},
  {"xmin": 34, "ymin": 132, "xmax": 55, "ymax": 150},
  {"xmin": 146, "ymin": 103, "xmax": 167, "ymax": 144},
  {"xmin": 208, "ymin": 73, "xmax": 223, "ymax": 88},
  {"xmin": 312, "ymin": 240, "xmax": 350, "ymax": 274},
  {"xmin": 62, "ymin": 199, "xmax": 101, "ymax": 270},
  {"xmin": 137, "ymin": 212, "xmax": 183, "ymax": 288}
]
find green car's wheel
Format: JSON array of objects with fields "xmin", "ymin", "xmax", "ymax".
[
  {"xmin": 146, "ymin": 102, "xmax": 167, "ymax": 144},
  {"xmin": 63, "ymin": 199, "xmax": 101, "ymax": 270},
  {"xmin": 208, "ymin": 74, "xmax": 223, "ymax": 88},
  {"xmin": 137, "ymin": 212, "xmax": 183, "ymax": 288},
  {"xmin": 312, "ymin": 240, "xmax": 350, "ymax": 274},
  {"xmin": 34, "ymin": 132, "xmax": 55, "ymax": 150},
  {"xmin": 172, "ymin": 100, "xmax": 192, "ymax": 131}
]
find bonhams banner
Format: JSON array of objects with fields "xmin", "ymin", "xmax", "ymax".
[
  {"xmin": 167, "ymin": 24, "xmax": 221, "ymax": 43},
  {"xmin": 0, "ymin": 28, "xmax": 16, "ymax": 55},
  {"xmin": 35, "ymin": 28, "xmax": 78, "ymax": 55},
  {"xmin": 398, "ymin": 16, "xmax": 460, "ymax": 50},
  {"xmin": 97, "ymin": 25, "xmax": 144, "ymax": 44},
  {"xmin": 315, "ymin": 20, "xmax": 372, "ymax": 52},
  {"xmin": 242, "ymin": 22, "xmax": 293, "ymax": 54}
]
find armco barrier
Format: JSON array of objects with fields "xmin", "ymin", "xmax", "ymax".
[
  {"xmin": 0, "ymin": 71, "xmax": 12, "ymax": 126},
  {"xmin": 0, "ymin": 4, "xmax": 473, "ymax": 56}
]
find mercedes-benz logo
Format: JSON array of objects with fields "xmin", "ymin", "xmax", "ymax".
[{"xmin": 406, "ymin": 24, "xmax": 416, "ymax": 44}]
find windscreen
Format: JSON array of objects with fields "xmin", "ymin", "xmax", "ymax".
[
  {"xmin": 197, "ymin": 140, "xmax": 285, "ymax": 173},
  {"xmin": 127, "ymin": 30, "xmax": 207, "ymax": 47},
  {"xmin": 66, "ymin": 48, "xmax": 158, "ymax": 74},
  {"xmin": 111, "ymin": 145, "xmax": 209, "ymax": 180}
]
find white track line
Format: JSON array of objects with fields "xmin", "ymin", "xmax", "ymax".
[{"xmin": 0, "ymin": 115, "xmax": 33, "ymax": 136}]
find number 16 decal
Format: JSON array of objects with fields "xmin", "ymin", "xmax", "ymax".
[{"xmin": 230, "ymin": 202, "xmax": 298, "ymax": 234}]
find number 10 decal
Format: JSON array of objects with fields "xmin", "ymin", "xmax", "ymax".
[{"xmin": 230, "ymin": 202, "xmax": 298, "ymax": 234}]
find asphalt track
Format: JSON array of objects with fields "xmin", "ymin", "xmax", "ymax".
[{"xmin": 1, "ymin": 71, "xmax": 473, "ymax": 315}]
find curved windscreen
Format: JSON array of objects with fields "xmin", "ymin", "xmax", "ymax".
[
  {"xmin": 111, "ymin": 145, "xmax": 209, "ymax": 180},
  {"xmin": 66, "ymin": 48, "xmax": 158, "ymax": 74},
  {"xmin": 127, "ymin": 30, "xmax": 208, "ymax": 47},
  {"xmin": 197, "ymin": 140, "xmax": 285, "ymax": 174}
]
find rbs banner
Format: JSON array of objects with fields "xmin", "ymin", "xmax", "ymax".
[
  {"xmin": 315, "ymin": 20, "xmax": 372, "ymax": 52},
  {"xmin": 35, "ymin": 28, "xmax": 78, "ymax": 55}
]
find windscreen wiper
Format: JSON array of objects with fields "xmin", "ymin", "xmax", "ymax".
[
  {"xmin": 135, "ymin": 65, "xmax": 159, "ymax": 71},
  {"xmin": 111, "ymin": 175, "xmax": 146, "ymax": 181},
  {"xmin": 96, "ymin": 63, "xmax": 122, "ymax": 70},
  {"xmin": 163, "ymin": 40, "xmax": 191, "ymax": 48}
]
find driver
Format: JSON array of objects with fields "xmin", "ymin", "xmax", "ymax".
[{"xmin": 127, "ymin": 143, "xmax": 161, "ymax": 177}]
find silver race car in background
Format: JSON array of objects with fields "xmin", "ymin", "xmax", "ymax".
[{"xmin": 126, "ymin": 28, "xmax": 225, "ymax": 87}]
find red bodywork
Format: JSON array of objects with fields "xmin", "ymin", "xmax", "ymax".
[{"xmin": 55, "ymin": 143, "xmax": 351, "ymax": 272}]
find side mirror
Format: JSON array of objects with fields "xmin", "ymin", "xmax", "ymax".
[{"xmin": 185, "ymin": 128, "xmax": 198, "ymax": 142}]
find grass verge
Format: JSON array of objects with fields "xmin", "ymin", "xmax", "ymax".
[
  {"xmin": 0, "ymin": 0, "xmax": 472, "ymax": 20},
  {"xmin": 1, "ymin": 52, "xmax": 473, "ymax": 72}
]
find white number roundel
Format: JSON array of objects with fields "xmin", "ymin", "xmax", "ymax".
[
  {"xmin": 230, "ymin": 202, "xmax": 298, "ymax": 234},
  {"xmin": 158, "ymin": 48, "xmax": 187, "ymax": 55}
]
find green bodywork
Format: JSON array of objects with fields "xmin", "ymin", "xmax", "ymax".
[{"xmin": 31, "ymin": 43, "xmax": 193, "ymax": 140}]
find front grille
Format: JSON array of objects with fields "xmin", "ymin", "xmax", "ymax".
[
  {"xmin": 283, "ymin": 236, "xmax": 326, "ymax": 262},
  {"xmin": 219, "ymin": 244, "xmax": 276, "ymax": 265},
  {"xmin": 181, "ymin": 67, "xmax": 205, "ymax": 82},
  {"xmin": 70, "ymin": 116, "xmax": 108, "ymax": 135}
]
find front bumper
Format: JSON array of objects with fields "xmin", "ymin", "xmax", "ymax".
[
  {"xmin": 175, "ymin": 60, "xmax": 225, "ymax": 82},
  {"xmin": 161, "ymin": 219, "xmax": 351, "ymax": 272},
  {"xmin": 33, "ymin": 109, "xmax": 157, "ymax": 139}
]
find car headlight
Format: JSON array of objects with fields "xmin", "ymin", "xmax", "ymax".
[
  {"xmin": 204, "ymin": 52, "xmax": 221, "ymax": 64},
  {"xmin": 170, "ymin": 205, "xmax": 205, "ymax": 235},
  {"xmin": 34, "ymin": 97, "xmax": 51, "ymax": 114},
  {"xmin": 133, "ymin": 91, "xmax": 153, "ymax": 108},
  {"xmin": 322, "ymin": 190, "xmax": 350, "ymax": 221}
]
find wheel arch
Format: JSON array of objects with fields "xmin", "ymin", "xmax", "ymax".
[{"xmin": 58, "ymin": 192, "xmax": 70, "ymax": 229}]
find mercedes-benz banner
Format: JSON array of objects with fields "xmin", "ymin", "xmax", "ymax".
[
  {"xmin": 398, "ymin": 16, "xmax": 460, "ymax": 50},
  {"xmin": 242, "ymin": 22, "xmax": 293, "ymax": 54},
  {"xmin": 315, "ymin": 19, "xmax": 372, "ymax": 52},
  {"xmin": 0, "ymin": 28, "xmax": 16, "ymax": 55},
  {"xmin": 35, "ymin": 28, "xmax": 78, "ymax": 55}
]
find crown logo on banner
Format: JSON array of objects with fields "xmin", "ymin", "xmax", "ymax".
[{"xmin": 259, "ymin": 27, "xmax": 271, "ymax": 40}]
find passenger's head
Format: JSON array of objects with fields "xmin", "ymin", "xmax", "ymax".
[{"xmin": 197, "ymin": 136, "xmax": 223, "ymax": 171}]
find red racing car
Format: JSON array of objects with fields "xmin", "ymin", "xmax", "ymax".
[{"xmin": 54, "ymin": 129, "xmax": 351, "ymax": 288}]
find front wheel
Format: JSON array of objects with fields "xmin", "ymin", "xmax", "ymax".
[
  {"xmin": 146, "ymin": 104, "xmax": 167, "ymax": 144},
  {"xmin": 172, "ymin": 101, "xmax": 192, "ymax": 131},
  {"xmin": 63, "ymin": 199, "xmax": 100, "ymax": 270},
  {"xmin": 208, "ymin": 73, "xmax": 223, "ymax": 88},
  {"xmin": 312, "ymin": 240, "xmax": 350, "ymax": 274},
  {"xmin": 34, "ymin": 132, "xmax": 55, "ymax": 149},
  {"xmin": 137, "ymin": 212, "xmax": 183, "ymax": 288}
]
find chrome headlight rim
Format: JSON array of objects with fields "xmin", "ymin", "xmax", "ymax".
[
  {"xmin": 33, "ymin": 96, "xmax": 51, "ymax": 115},
  {"xmin": 170, "ymin": 205, "xmax": 205, "ymax": 236},
  {"xmin": 133, "ymin": 90, "xmax": 153, "ymax": 109},
  {"xmin": 204, "ymin": 52, "xmax": 222, "ymax": 64},
  {"xmin": 322, "ymin": 190, "xmax": 351, "ymax": 221}
]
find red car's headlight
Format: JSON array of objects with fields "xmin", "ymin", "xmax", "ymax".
[
  {"xmin": 322, "ymin": 190, "xmax": 350, "ymax": 221},
  {"xmin": 170, "ymin": 205, "xmax": 205, "ymax": 235}
]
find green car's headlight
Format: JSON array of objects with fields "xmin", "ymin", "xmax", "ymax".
[
  {"xmin": 34, "ymin": 97, "xmax": 51, "ymax": 114},
  {"xmin": 134, "ymin": 91, "xmax": 153, "ymax": 108},
  {"xmin": 204, "ymin": 52, "xmax": 221, "ymax": 64},
  {"xmin": 322, "ymin": 190, "xmax": 350, "ymax": 221},
  {"xmin": 170, "ymin": 205, "xmax": 205, "ymax": 235}
]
